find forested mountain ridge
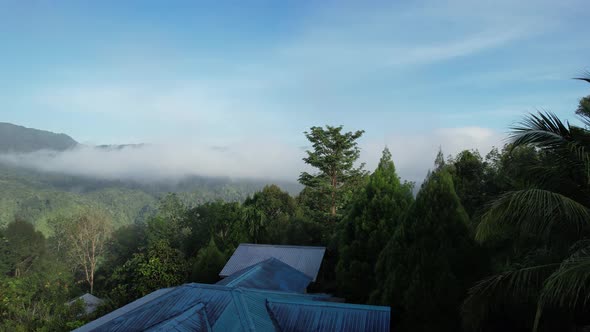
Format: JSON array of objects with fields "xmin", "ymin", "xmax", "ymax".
[
  {"xmin": 0, "ymin": 122, "xmax": 78, "ymax": 153},
  {"xmin": 0, "ymin": 162, "xmax": 300, "ymax": 233},
  {"xmin": 0, "ymin": 123, "xmax": 301, "ymax": 232}
]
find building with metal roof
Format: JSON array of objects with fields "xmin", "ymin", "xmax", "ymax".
[
  {"xmin": 76, "ymin": 244, "xmax": 390, "ymax": 331},
  {"xmin": 215, "ymin": 257, "xmax": 312, "ymax": 293},
  {"xmin": 74, "ymin": 283, "xmax": 390, "ymax": 332},
  {"xmin": 219, "ymin": 243, "xmax": 326, "ymax": 281},
  {"xmin": 68, "ymin": 293, "xmax": 104, "ymax": 315}
]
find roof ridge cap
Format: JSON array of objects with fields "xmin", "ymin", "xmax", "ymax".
[
  {"xmin": 266, "ymin": 298, "xmax": 391, "ymax": 311},
  {"xmin": 239, "ymin": 243, "xmax": 326, "ymax": 250},
  {"xmin": 141, "ymin": 302, "xmax": 206, "ymax": 331},
  {"xmin": 230, "ymin": 289, "xmax": 257, "ymax": 331},
  {"xmin": 224, "ymin": 264, "xmax": 263, "ymax": 287}
]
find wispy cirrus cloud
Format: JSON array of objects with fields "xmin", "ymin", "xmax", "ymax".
[
  {"xmin": 385, "ymin": 30, "xmax": 527, "ymax": 67},
  {"xmin": 268, "ymin": 0, "xmax": 555, "ymax": 73}
]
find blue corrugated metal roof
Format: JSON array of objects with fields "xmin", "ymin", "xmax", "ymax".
[
  {"xmin": 144, "ymin": 303, "xmax": 210, "ymax": 332},
  {"xmin": 77, "ymin": 283, "xmax": 390, "ymax": 332},
  {"xmin": 266, "ymin": 299, "xmax": 391, "ymax": 332},
  {"xmin": 237, "ymin": 288, "xmax": 335, "ymax": 332},
  {"xmin": 84, "ymin": 285, "xmax": 234, "ymax": 332},
  {"xmin": 78, "ymin": 244, "xmax": 389, "ymax": 331},
  {"xmin": 216, "ymin": 258, "xmax": 312, "ymax": 293},
  {"xmin": 219, "ymin": 243, "xmax": 326, "ymax": 281},
  {"xmin": 74, "ymin": 288, "xmax": 176, "ymax": 332}
]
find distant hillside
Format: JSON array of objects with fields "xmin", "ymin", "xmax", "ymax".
[
  {"xmin": 0, "ymin": 122, "xmax": 78, "ymax": 153},
  {"xmin": 0, "ymin": 173, "xmax": 157, "ymax": 234},
  {"xmin": 0, "ymin": 123, "xmax": 302, "ymax": 233},
  {"xmin": 0, "ymin": 163, "xmax": 301, "ymax": 234}
]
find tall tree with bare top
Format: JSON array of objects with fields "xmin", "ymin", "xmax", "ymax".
[{"xmin": 61, "ymin": 209, "xmax": 113, "ymax": 294}]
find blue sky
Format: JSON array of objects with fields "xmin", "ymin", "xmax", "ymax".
[{"xmin": 1, "ymin": 0, "xmax": 589, "ymax": 182}]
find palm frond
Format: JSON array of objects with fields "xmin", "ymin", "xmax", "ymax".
[
  {"xmin": 510, "ymin": 112, "xmax": 572, "ymax": 149},
  {"xmin": 476, "ymin": 189, "xmax": 590, "ymax": 242},
  {"xmin": 540, "ymin": 249, "xmax": 590, "ymax": 308},
  {"xmin": 511, "ymin": 111, "xmax": 590, "ymax": 183},
  {"xmin": 520, "ymin": 156, "xmax": 590, "ymax": 208},
  {"xmin": 519, "ymin": 163, "xmax": 572, "ymax": 191},
  {"xmin": 462, "ymin": 263, "xmax": 559, "ymax": 330},
  {"xmin": 569, "ymin": 239, "xmax": 590, "ymax": 255},
  {"xmin": 530, "ymin": 241, "xmax": 590, "ymax": 331},
  {"xmin": 573, "ymin": 70, "xmax": 590, "ymax": 83}
]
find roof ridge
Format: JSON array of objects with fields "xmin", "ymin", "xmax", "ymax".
[
  {"xmin": 185, "ymin": 283, "xmax": 233, "ymax": 291},
  {"xmin": 239, "ymin": 243, "xmax": 326, "ymax": 250},
  {"xmin": 143, "ymin": 303, "xmax": 207, "ymax": 331},
  {"xmin": 238, "ymin": 287, "xmax": 328, "ymax": 298},
  {"xmin": 266, "ymin": 298, "xmax": 391, "ymax": 311},
  {"xmin": 223, "ymin": 264, "xmax": 263, "ymax": 287},
  {"xmin": 264, "ymin": 257, "xmax": 311, "ymax": 275},
  {"xmin": 265, "ymin": 299, "xmax": 283, "ymax": 331},
  {"xmin": 230, "ymin": 289, "xmax": 257, "ymax": 332},
  {"xmin": 104, "ymin": 287, "xmax": 186, "ymax": 325}
]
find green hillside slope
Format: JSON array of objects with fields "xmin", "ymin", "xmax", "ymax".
[
  {"xmin": 0, "ymin": 165, "xmax": 300, "ymax": 234},
  {"xmin": 0, "ymin": 175, "xmax": 157, "ymax": 234},
  {"xmin": 0, "ymin": 123, "xmax": 301, "ymax": 234},
  {"xmin": 0, "ymin": 122, "xmax": 78, "ymax": 152}
]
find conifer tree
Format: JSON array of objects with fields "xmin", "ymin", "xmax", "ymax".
[
  {"xmin": 190, "ymin": 238, "xmax": 226, "ymax": 283},
  {"xmin": 372, "ymin": 169, "xmax": 485, "ymax": 331},
  {"xmin": 336, "ymin": 147, "xmax": 414, "ymax": 303}
]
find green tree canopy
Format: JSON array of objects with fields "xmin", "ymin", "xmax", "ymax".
[
  {"xmin": 336, "ymin": 147, "xmax": 414, "ymax": 303},
  {"xmin": 183, "ymin": 201, "xmax": 245, "ymax": 256},
  {"xmin": 108, "ymin": 239, "xmax": 188, "ymax": 306},
  {"xmin": 243, "ymin": 184, "xmax": 298, "ymax": 244},
  {"xmin": 372, "ymin": 169, "xmax": 486, "ymax": 331},
  {"xmin": 244, "ymin": 185, "xmax": 297, "ymax": 221},
  {"xmin": 464, "ymin": 83, "xmax": 590, "ymax": 331},
  {"xmin": 299, "ymin": 125, "xmax": 366, "ymax": 218},
  {"xmin": 0, "ymin": 218, "xmax": 45, "ymax": 277},
  {"xmin": 95, "ymin": 223, "xmax": 148, "ymax": 292},
  {"xmin": 448, "ymin": 150, "xmax": 486, "ymax": 220},
  {"xmin": 146, "ymin": 193, "xmax": 188, "ymax": 249},
  {"xmin": 190, "ymin": 238, "xmax": 227, "ymax": 283},
  {"xmin": 0, "ymin": 260, "xmax": 84, "ymax": 331}
]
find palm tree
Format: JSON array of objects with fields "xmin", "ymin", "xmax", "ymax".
[{"xmin": 463, "ymin": 77, "xmax": 590, "ymax": 331}]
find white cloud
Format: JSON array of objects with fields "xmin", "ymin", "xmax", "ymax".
[
  {"xmin": 268, "ymin": 0, "xmax": 556, "ymax": 73},
  {"xmin": 0, "ymin": 127, "xmax": 504, "ymax": 185},
  {"xmin": 0, "ymin": 141, "xmax": 306, "ymax": 182},
  {"xmin": 386, "ymin": 30, "xmax": 526, "ymax": 67}
]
